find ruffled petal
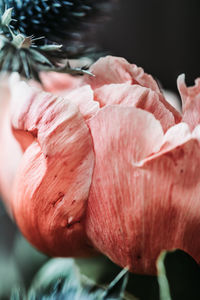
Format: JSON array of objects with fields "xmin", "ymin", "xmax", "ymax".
[
  {"xmin": 84, "ymin": 56, "xmax": 161, "ymax": 91},
  {"xmin": 178, "ymin": 74, "xmax": 200, "ymax": 129},
  {"xmin": 94, "ymin": 83, "xmax": 181, "ymax": 131},
  {"xmin": 135, "ymin": 137, "xmax": 200, "ymax": 274},
  {"xmin": 86, "ymin": 106, "xmax": 200, "ymax": 274},
  {"xmin": 10, "ymin": 81, "xmax": 95, "ymax": 256}
]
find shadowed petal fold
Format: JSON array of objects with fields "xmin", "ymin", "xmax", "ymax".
[
  {"xmin": 94, "ymin": 83, "xmax": 180, "ymax": 131},
  {"xmin": 10, "ymin": 81, "xmax": 96, "ymax": 256}
]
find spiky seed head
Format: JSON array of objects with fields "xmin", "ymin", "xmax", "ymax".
[{"xmin": 0, "ymin": 0, "xmax": 114, "ymax": 58}]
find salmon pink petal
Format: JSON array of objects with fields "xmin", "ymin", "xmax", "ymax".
[
  {"xmin": 135, "ymin": 138, "xmax": 200, "ymax": 274},
  {"xmin": 10, "ymin": 82, "xmax": 95, "ymax": 257},
  {"xmin": 85, "ymin": 106, "xmax": 164, "ymax": 270},
  {"xmin": 86, "ymin": 106, "xmax": 200, "ymax": 274},
  {"xmin": 94, "ymin": 83, "xmax": 181, "ymax": 131},
  {"xmin": 84, "ymin": 56, "xmax": 161, "ymax": 91},
  {"xmin": 178, "ymin": 74, "xmax": 200, "ymax": 129},
  {"xmin": 40, "ymin": 72, "xmax": 81, "ymax": 93}
]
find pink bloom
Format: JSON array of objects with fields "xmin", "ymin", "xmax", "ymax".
[{"xmin": 0, "ymin": 56, "xmax": 200, "ymax": 274}]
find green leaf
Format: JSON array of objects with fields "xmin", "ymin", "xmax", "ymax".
[{"xmin": 157, "ymin": 251, "xmax": 172, "ymax": 300}]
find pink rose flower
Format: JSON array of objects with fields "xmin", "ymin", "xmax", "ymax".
[{"xmin": 0, "ymin": 56, "xmax": 200, "ymax": 274}]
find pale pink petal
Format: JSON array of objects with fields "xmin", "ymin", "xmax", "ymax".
[
  {"xmin": 86, "ymin": 106, "xmax": 200, "ymax": 274},
  {"xmin": 154, "ymin": 123, "xmax": 191, "ymax": 154},
  {"xmin": 84, "ymin": 56, "xmax": 161, "ymax": 91},
  {"xmin": 94, "ymin": 83, "xmax": 181, "ymax": 131},
  {"xmin": 40, "ymin": 72, "xmax": 81, "ymax": 93},
  {"xmin": 178, "ymin": 74, "xmax": 200, "ymax": 129},
  {"xmin": 0, "ymin": 80, "xmax": 23, "ymax": 208},
  {"xmin": 192, "ymin": 124, "xmax": 200, "ymax": 141},
  {"xmin": 10, "ymin": 82, "xmax": 95, "ymax": 256},
  {"xmin": 64, "ymin": 85, "xmax": 99, "ymax": 120}
]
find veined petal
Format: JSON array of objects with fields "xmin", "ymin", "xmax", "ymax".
[
  {"xmin": 84, "ymin": 56, "xmax": 161, "ymax": 91},
  {"xmin": 85, "ymin": 106, "xmax": 164, "ymax": 272},
  {"xmin": 86, "ymin": 106, "xmax": 200, "ymax": 274},
  {"xmin": 151, "ymin": 122, "xmax": 192, "ymax": 157},
  {"xmin": 10, "ymin": 81, "xmax": 95, "ymax": 256},
  {"xmin": 94, "ymin": 83, "xmax": 181, "ymax": 131}
]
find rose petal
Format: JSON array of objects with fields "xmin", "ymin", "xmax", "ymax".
[
  {"xmin": 10, "ymin": 82, "xmax": 95, "ymax": 256},
  {"xmin": 94, "ymin": 83, "xmax": 181, "ymax": 131},
  {"xmin": 86, "ymin": 105, "xmax": 200, "ymax": 274}
]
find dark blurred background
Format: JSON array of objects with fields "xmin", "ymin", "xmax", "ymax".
[{"xmin": 97, "ymin": 0, "xmax": 200, "ymax": 92}]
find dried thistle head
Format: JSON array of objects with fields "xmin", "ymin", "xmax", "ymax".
[
  {"xmin": 0, "ymin": 6, "xmax": 95, "ymax": 81},
  {"xmin": 0, "ymin": 0, "xmax": 114, "ymax": 58},
  {"xmin": 0, "ymin": 0, "xmax": 116, "ymax": 80}
]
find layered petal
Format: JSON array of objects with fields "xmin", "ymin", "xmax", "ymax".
[
  {"xmin": 84, "ymin": 56, "xmax": 161, "ymax": 91},
  {"xmin": 86, "ymin": 106, "xmax": 200, "ymax": 274},
  {"xmin": 62, "ymin": 85, "xmax": 99, "ymax": 120},
  {"xmin": 2, "ymin": 56, "xmax": 198, "ymax": 276},
  {"xmin": 94, "ymin": 83, "xmax": 180, "ymax": 131},
  {"xmin": 9, "ymin": 81, "xmax": 95, "ymax": 256},
  {"xmin": 85, "ymin": 106, "xmax": 164, "ymax": 273},
  {"xmin": 84, "ymin": 56, "xmax": 181, "ymax": 128}
]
